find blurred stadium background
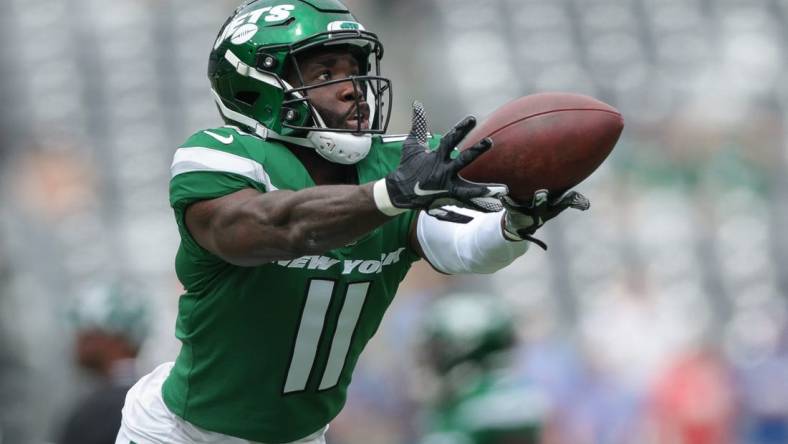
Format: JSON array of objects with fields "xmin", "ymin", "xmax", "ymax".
[{"xmin": 1, "ymin": 0, "xmax": 788, "ymax": 442}]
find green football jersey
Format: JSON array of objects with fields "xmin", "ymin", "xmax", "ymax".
[
  {"xmin": 162, "ymin": 125, "xmax": 439, "ymax": 443},
  {"xmin": 420, "ymin": 373, "xmax": 548, "ymax": 444}
]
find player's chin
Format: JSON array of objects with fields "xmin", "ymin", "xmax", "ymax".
[{"xmin": 345, "ymin": 118, "xmax": 370, "ymax": 133}]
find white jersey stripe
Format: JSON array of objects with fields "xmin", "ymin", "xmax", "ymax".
[{"xmin": 170, "ymin": 147, "xmax": 278, "ymax": 191}]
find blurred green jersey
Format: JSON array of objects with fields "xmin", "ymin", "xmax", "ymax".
[{"xmin": 421, "ymin": 373, "xmax": 549, "ymax": 444}]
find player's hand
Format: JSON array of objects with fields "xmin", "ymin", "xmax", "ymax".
[
  {"xmin": 503, "ymin": 189, "xmax": 590, "ymax": 249},
  {"xmin": 379, "ymin": 101, "xmax": 508, "ymax": 223}
]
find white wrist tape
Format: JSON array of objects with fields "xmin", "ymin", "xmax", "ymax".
[
  {"xmin": 373, "ymin": 179, "xmax": 407, "ymax": 216},
  {"xmin": 416, "ymin": 206, "xmax": 529, "ymax": 274}
]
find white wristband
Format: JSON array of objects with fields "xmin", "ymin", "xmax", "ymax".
[
  {"xmin": 373, "ymin": 179, "xmax": 407, "ymax": 216},
  {"xmin": 416, "ymin": 207, "xmax": 529, "ymax": 274}
]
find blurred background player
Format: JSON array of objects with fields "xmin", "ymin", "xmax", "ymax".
[
  {"xmin": 58, "ymin": 282, "xmax": 150, "ymax": 444},
  {"xmin": 417, "ymin": 293, "xmax": 551, "ymax": 444}
]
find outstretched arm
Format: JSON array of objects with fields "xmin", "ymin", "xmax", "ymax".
[
  {"xmin": 408, "ymin": 188, "xmax": 591, "ymax": 274},
  {"xmin": 409, "ymin": 207, "xmax": 529, "ymax": 275},
  {"xmin": 408, "ymin": 189, "xmax": 590, "ymax": 275},
  {"xmin": 185, "ymin": 184, "xmax": 387, "ymax": 266},
  {"xmin": 184, "ymin": 102, "xmax": 507, "ymax": 267}
]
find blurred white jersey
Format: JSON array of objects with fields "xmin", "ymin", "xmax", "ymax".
[{"xmin": 116, "ymin": 362, "xmax": 328, "ymax": 444}]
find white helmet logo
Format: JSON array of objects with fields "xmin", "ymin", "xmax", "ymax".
[
  {"xmin": 214, "ymin": 4, "xmax": 295, "ymax": 49},
  {"xmin": 231, "ymin": 24, "xmax": 259, "ymax": 45}
]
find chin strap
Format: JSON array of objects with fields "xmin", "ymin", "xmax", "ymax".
[
  {"xmin": 299, "ymin": 95, "xmax": 373, "ymax": 164},
  {"xmin": 260, "ymin": 128, "xmax": 371, "ymax": 165},
  {"xmin": 308, "ymin": 131, "xmax": 371, "ymax": 164}
]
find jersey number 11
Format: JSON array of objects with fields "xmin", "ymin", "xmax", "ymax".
[{"xmin": 282, "ymin": 279, "xmax": 370, "ymax": 394}]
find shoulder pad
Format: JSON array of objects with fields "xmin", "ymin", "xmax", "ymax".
[
  {"xmin": 181, "ymin": 125, "xmax": 260, "ymax": 152},
  {"xmin": 172, "ymin": 126, "xmax": 281, "ymax": 188}
]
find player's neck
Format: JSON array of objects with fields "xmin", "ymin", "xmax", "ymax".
[{"xmin": 287, "ymin": 145, "xmax": 358, "ymax": 186}]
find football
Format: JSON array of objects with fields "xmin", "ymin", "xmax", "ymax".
[{"xmin": 458, "ymin": 92, "xmax": 624, "ymax": 203}]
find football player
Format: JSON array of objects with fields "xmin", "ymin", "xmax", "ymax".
[
  {"xmin": 116, "ymin": 1, "xmax": 588, "ymax": 443},
  {"xmin": 61, "ymin": 282, "xmax": 149, "ymax": 444},
  {"xmin": 417, "ymin": 293, "xmax": 551, "ymax": 444}
]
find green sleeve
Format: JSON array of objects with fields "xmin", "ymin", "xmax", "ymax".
[
  {"xmin": 169, "ymin": 127, "xmax": 269, "ymax": 259},
  {"xmin": 170, "ymin": 171, "xmax": 266, "ymax": 257}
]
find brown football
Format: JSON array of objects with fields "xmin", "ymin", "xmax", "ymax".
[{"xmin": 458, "ymin": 92, "xmax": 624, "ymax": 203}]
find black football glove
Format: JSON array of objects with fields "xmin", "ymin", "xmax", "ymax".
[
  {"xmin": 503, "ymin": 189, "xmax": 590, "ymax": 250},
  {"xmin": 383, "ymin": 101, "xmax": 508, "ymax": 223}
]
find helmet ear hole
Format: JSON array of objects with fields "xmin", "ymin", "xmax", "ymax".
[{"xmin": 234, "ymin": 91, "xmax": 260, "ymax": 106}]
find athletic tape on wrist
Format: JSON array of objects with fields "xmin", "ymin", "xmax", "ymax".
[
  {"xmin": 502, "ymin": 211, "xmax": 525, "ymax": 241},
  {"xmin": 373, "ymin": 179, "xmax": 407, "ymax": 216}
]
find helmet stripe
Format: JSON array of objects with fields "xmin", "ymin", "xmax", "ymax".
[
  {"xmin": 224, "ymin": 50, "xmax": 283, "ymax": 90},
  {"xmin": 211, "ymin": 89, "xmax": 269, "ymax": 139}
]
